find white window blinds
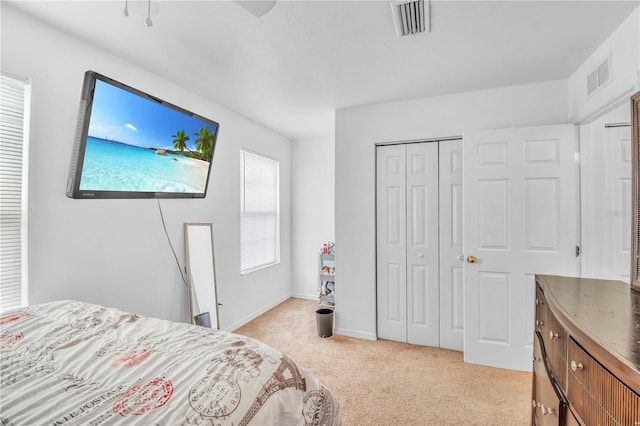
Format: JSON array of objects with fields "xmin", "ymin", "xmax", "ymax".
[
  {"xmin": 0, "ymin": 74, "xmax": 29, "ymax": 311},
  {"xmin": 240, "ymin": 150, "xmax": 280, "ymax": 274}
]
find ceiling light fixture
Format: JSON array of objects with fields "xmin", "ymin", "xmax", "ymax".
[
  {"xmin": 145, "ymin": 0, "xmax": 153, "ymax": 27},
  {"xmin": 124, "ymin": 0, "xmax": 157, "ymax": 27},
  {"xmin": 235, "ymin": 0, "xmax": 277, "ymax": 18}
]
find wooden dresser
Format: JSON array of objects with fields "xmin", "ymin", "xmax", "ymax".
[{"xmin": 532, "ymin": 275, "xmax": 640, "ymax": 426}]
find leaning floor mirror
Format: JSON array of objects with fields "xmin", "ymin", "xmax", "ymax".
[{"xmin": 184, "ymin": 223, "xmax": 220, "ymax": 329}]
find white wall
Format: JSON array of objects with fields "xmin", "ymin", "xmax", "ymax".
[
  {"xmin": 568, "ymin": 9, "xmax": 640, "ymax": 124},
  {"xmin": 1, "ymin": 4, "xmax": 292, "ymax": 329},
  {"xmin": 334, "ymin": 80, "xmax": 569, "ymax": 340},
  {"xmin": 291, "ymin": 133, "xmax": 335, "ymax": 300}
]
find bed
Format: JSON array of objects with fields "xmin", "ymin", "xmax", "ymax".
[{"xmin": 0, "ymin": 300, "xmax": 341, "ymax": 425}]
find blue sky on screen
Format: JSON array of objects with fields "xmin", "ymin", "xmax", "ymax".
[{"xmin": 88, "ymin": 79, "xmax": 216, "ymax": 150}]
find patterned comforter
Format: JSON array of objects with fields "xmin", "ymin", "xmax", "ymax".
[{"xmin": 0, "ymin": 300, "xmax": 341, "ymax": 425}]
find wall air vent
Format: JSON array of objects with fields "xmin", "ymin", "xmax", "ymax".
[
  {"xmin": 390, "ymin": 0, "xmax": 430, "ymax": 38},
  {"xmin": 587, "ymin": 54, "xmax": 612, "ymax": 96}
]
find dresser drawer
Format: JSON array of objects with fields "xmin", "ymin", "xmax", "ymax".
[
  {"xmin": 535, "ymin": 285, "xmax": 567, "ymax": 390},
  {"xmin": 532, "ymin": 332, "xmax": 568, "ymax": 426},
  {"xmin": 567, "ymin": 338, "xmax": 640, "ymax": 425},
  {"xmin": 532, "ymin": 369, "xmax": 565, "ymax": 426}
]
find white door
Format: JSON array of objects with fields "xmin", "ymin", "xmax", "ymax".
[
  {"xmin": 463, "ymin": 125, "xmax": 579, "ymax": 371},
  {"xmin": 604, "ymin": 125, "xmax": 632, "ymax": 282},
  {"xmin": 579, "ymin": 104, "xmax": 631, "ymax": 280},
  {"xmin": 438, "ymin": 140, "xmax": 464, "ymax": 351},
  {"xmin": 376, "ymin": 143, "xmax": 440, "ymax": 346}
]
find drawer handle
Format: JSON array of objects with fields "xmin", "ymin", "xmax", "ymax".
[
  {"xmin": 535, "ymin": 399, "xmax": 556, "ymax": 417},
  {"xmin": 570, "ymin": 360, "xmax": 584, "ymax": 372},
  {"xmin": 536, "ymin": 320, "xmax": 544, "ymax": 327},
  {"xmin": 549, "ymin": 331, "xmax": 559, "ymax": 339},
  {"xmin": 536, "ymin": 298, "xmax": 544, "ymax": 305}
]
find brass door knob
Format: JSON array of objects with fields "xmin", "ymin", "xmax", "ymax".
[{"xmin": 466, "ymin": 255, "xmax": 477, "ymax": 264}]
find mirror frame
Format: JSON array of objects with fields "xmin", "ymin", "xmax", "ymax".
[
  {"xmin": 631, "ymin": 90, "xmax": 640, "ymax": 293},
  {"xmin": 184, "ymin": 223, "xmax": 220, "ymax": 328}
]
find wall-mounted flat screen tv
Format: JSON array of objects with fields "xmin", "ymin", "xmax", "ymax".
[{"xmin": 66, "ymin": 71, "xmax": 219, "ymax": 199}]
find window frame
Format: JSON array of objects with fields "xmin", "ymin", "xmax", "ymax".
[
  {"xmin": 240, "ymin": 149, "xmax": 280, "ymax": 275},
  {"xmin": 0, "ymin": 72, "xmax": 30, "ymax": 311}
]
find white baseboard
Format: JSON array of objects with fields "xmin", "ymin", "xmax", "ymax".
[
  {"xmin": 225, "ymin": 294, "xmax": 290, "ymax": 332},
  {"xmin": 334, "ymin": 327, "xmax": 377, "ymax": 341},
  {"xmin": 225, "ymin": 293, "xmax": 377, "ymax": 342},
  {"xmin": 290, "ymin": 292, "xmax": 317, "ymax": 301}
]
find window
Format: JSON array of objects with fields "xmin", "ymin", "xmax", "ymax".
[
  {"xmin": 240, "ymin": 150, "xmax": 280, "ymax": 274},
  {"xmin": 0, "ymin": 73, "xmax": 30, "ymax": 311}
]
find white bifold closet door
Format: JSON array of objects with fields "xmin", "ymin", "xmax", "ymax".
[{"xmin": 376, "ymin": 141, "xmax": 463, "ymax": 350}]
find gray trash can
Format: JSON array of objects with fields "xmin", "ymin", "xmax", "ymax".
[{"xmin": 315, "ymin": 308, "xmax": 334, "ymax": 338}]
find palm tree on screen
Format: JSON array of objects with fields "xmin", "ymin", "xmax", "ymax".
[
  {"xmin": 172, "ymin": 130, "xmax": 191, "ymax": 153},
  {"xmin": 194, "ymin": 126, "xmax": 215, "ymax": 161}
]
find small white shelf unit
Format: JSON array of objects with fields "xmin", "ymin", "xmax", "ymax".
[{"xmin": 318, "ymin": 253, "xmax": 335, "ymax": 307}]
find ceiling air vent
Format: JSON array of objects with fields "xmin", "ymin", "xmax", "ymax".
[
  {"xmin": 587, "ymin": 54, "xmax": 612, "ymax": 96},
  {"xmin": 390, "ymin": 0, "xmax": 430, "ymax": 38}
]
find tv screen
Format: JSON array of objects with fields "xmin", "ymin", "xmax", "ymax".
[{"xmin": 66, "ymin": 71, "xmax": 219, "ymax": 199}]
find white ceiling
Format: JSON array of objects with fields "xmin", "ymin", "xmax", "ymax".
[{"xmin": 6, "ymin": 0, "xmax": 639, "ymax": 140}]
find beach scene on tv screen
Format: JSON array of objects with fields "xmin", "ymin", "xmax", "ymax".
[{"xmin": 79, "ymin": 79, "xmax": 216, "ymax": 193}]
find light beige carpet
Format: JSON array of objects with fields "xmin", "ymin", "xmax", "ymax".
[{"xmin": 235, "ymin": 297, "xmax": 532, "ymax": 426}]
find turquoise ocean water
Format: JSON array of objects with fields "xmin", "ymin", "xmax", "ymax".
[{"xmin": 79, "ymin": 137, "xmax": 208, "ymax": 193}]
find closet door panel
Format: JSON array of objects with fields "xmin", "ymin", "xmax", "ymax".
[
  {"xmin": 406, "ymin": 143, "xmax": 439, "ymax": 346},
  {"xmin": 376, "ymin": 144, "xmax": 407, "ymax": 342},
  {"xmin": 439, "ymin": 140, "xmax": 464, "ymax": 350}
]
